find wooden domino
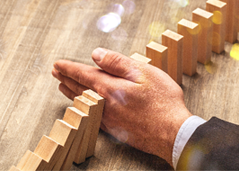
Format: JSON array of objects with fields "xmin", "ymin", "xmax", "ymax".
[
  {"xmin": 162, "ymin": 29, "xmax": 183, "ymax": 85},
  {"xmin": 12, "ymin": 90, "xmax": 104, "ymax": 171},
  {"xmin": 219, "ymin": 0, "xmax": 237, "ymax": 43},
  {"xmin": 49, "ymin": 119, "xmax": 77, "ymax": 170},
  {"xmin": 146, "ymin": 41, "xmax": 168, "ymax": 72},
  {"xmin": 206, "ymin": 0, "xmax": 227, "ymax": 54},
  {"xmin": 238, "ymin": 0, "xmax": 239, "ymax": 32},
  {"xmin": 9, "ymin": 166, "xmax": 21, "ymax": 171},
  {"xmin": 237, "ymin": 0, "xmax": 239, "ymax": 33},
  {"xmin": 34, "ymin": 135, "xmax": 63, "ymax": 170},
  {"xmin": 17, "ymin": 150, "xmax": 47, "ymax": 171},
  {"xmin": 73, "ymin": 95, "xmax": 98, "ymax": 164},
  {"xmin": 61, "ymin": 107, "xmax": 89, "ymax": 170},
  {"xmin": 177, "ymin": 19, "xmax": 198, "ymax": 76},
  {"xmin": 130, "ymin": 53, "xmax": 152, "ymax": 64},
  {"xmin": 83, "ymin": 90, "xmax": 105, "ymax": 158},
  {"xmin": 9, "ymin": 0, "xmax": 239, "ymax": 170},
  {"xmin": 192, "ymin": 8, "xmax": 213, "ymax": 64}
]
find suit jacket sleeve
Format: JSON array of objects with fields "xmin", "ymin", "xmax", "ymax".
[{"xmin": 177, "ymin": 117, "xmax": 239, "ymax": 170}]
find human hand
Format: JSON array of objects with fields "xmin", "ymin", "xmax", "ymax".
[{"xmin": 52, "ymin": 48, "xmax": 192, "ymax": 166}]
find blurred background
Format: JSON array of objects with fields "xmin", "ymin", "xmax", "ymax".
[{"xmin": 0, "ymin": 0, "xmax": 238, "ymax": 170}]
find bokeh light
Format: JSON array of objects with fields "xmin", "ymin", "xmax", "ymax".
[
  {"xmin": 212, "ymin": 11, "xmax": 222, "ymax": 25},
  {"xmin": 205, "ymin": 61, "xmax": 218, "ymax": 74},
  {"xmin": 122, "ymin": 0, "xmax": 136, "ymax": 14},
  {"xmin": 170, "ymin": 9, "xmax": 186, "ymax": 25},
  {"xmin": 148, "ymin": 21, "xmax": 165, "ymax": 38},
  {"xmin": 97, "ymin": 12, "xmax": 122, "ymax": 33},
  {"xmin": 108, "ymin": 3, "xmax": 125, "ymax": 16},
  {"xmin": 179, "ymin": 145, "xmax": 205, "ymax": 170},
  {"xmin": 114, "ymin": 127, "xmax": 129, "ymax": 143},
  {"xmin": 97, "ymin": 1, "xmax": 136, "ymax": 33},
  {"xmin": 210, "ymin": 32, "xmax": 221, "ymax": 47},
  {"xmin": 200, "ymin": 18, "xmax": 212, "ymax": 28},
  {"xmin": 171, "ymin": 0, "xmax": 189, "ymax": 7},
  {"xmin": 230, "ymin": 43, "xmax": 239, "ymax": 60},
  {"xmin": 112, "ymin": 90, "xmax": 127, "ymax": 106},
  {"xmin": 187, "ymin": 25, "xmax": 201, "ymax": 35},
  {"xmin": 178, "ymin": 0, "xmax": 189, "ymax": 7},
  {"xmin": 111, "ymin": 28, "xmax": 128, "ymax": 40}
]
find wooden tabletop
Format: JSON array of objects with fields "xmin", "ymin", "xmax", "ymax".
[{"xmin": 0, "ymin": 0, "xmax": 238, "ymax": 170}]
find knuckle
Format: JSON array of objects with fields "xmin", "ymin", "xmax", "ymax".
[
  {"xmin": 59, "ymin": 67, "xmax": 67, "ymax": 76},
  {"xmin": 75, "ymin": 69, "xmax": 82, "ymax": 83},
  {"xmin": 75, "ymin": 84, "xmax": 86, "ymax": 95},
  {"xmin": 74, "ymin": 83, "xmax": 82, "ymax": 95},
  {"xmin": 95, "ymin": 84, "xmax": 106, "ymax": 97},
  {"xmin": 107, "ymin": 53, "xmax": 124, "ymax": 72}
]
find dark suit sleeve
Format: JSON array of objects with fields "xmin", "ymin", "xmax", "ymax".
[{"xmin": 177, "ymin": 117, "xmax": 239, "ymax": 170}]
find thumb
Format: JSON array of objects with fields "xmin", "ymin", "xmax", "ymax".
[{"xmin": 92, "ymin": 48, "xmax": 137, "ymax": 81}]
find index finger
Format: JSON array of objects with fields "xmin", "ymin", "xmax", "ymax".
[{"xmin": 53, "ymin": 60, "xmax": 133, "ymax": 97}]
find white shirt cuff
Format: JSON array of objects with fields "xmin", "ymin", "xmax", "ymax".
[{"xmin": 172, "ymin": 115, "xmax": 206, "ymax": 170}]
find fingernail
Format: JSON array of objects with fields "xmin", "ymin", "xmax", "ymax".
[
  {"xmin": 54, "ymin": 63, "xmax": 59, "ymax": 71},
  {"xmin": 52, "ymin": 69, "xmax": 58, "ymax": 78},
  {"xmin": 92, "ymin": 48, "xmax": 107, "ymax": 62}
]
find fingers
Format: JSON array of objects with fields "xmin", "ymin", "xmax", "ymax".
[
  {"xmin": 92, "ymin": 48, "xmax": 140, "ymax": 82},
  {"xmin": 53, "ymin": 60, "xmax": 103, "ymax": 92},
  {"xmin": 58, "ymin": 83, "xmax": 78, "ymax": 100},
  {"xmin": 53, "ymin": 59, "xmax": 131, "ymax": 98},
  {"xmin": 53, "ymin": 60, "xmax": 95, "ymax": 89},
  {"xmin": 52, "ymin": 68, "xmax": 88, "ymax": 95}
]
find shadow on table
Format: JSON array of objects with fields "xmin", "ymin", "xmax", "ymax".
[{"xmin": 73, "ymin": 130, "xmax": 173, "ymax": 171}]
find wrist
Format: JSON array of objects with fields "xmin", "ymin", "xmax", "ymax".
[{"xmin": 155, "ymin": 107, "xmax": 192, "ymax": 166}]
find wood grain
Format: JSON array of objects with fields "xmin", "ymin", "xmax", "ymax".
[
  {"xmin": 16, "ymin": 150, "xmax": 47, "ymax": 171},
  {"xmin": 61, "ymin": 107, "xmax": 89, "ymax": 170},
  {"xmin": 9, "ymin": 166, "xmax": 21, "ymax": 171},
  {"xmin": 219, "ymin": 0, "xmax": 237, "ymax": 43},
  {"xmin": 0, "ymin": 0, "xmax": 238, "ymax": 171},
  {"xmin": 49, "ymin": 119, "xmax": 77, "ymax": 170},
  {"xmin": 73, "ymin": 95, "xmax": 98, "ymax": 164},
  {"xmin": 146, "ymin": 41, "xmax": 168, "ymax": 72},
  {"xmin": 206, "ymin": 0, "xmax": 227, "ymax": 54},
  {"xmin": 130, "ymin": 53, "xmax": 152, "ymax": 64},
  {"xmin": 34, "ymin": 135, "xmax": 63, "ymax": 170},
  {"xmin": 192, "ymin": 8, "xmax": 213, "ymax": 64},
  {"xmin": 178, "ymin": 19, "xmax": 198, "ymax": 76},
  {"xmin": 162, "ymin": 29, "xmax": 183, "ymax": 85},
  {"xmin": 82, "ymin": 90, "xmax": 105, "ymax": 159}
]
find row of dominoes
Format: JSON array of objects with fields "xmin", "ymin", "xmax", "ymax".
[
  {"xmin": 131, "ymin": 0, "xmax": 239, "ymax": 85},
  {"xmin": 9, "ymin": 90, "xmax": 105, "ymax": 171}
]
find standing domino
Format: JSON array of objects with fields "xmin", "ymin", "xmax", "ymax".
[
  {"xmin": 192, "ymin": 8, "xmax": 213, "ymax": 64},
  {"xmin": 219, "ymin": 0, "xmax": 237, "ymax": 43},
  {"xmin": 162, "ymin": 30, "xmax": 184, "ymax": 85},
  {"xmin": 146, "ymin": 41, "xmax": 168, "ymax": 73},
  {"xmin": 206, "ymin": 0, "xmax": 227, "ymax": 54},
  {"xmin": 178, "ymin": 19, "xmax": 199, "ymax": 76},
  {"xmin": 130, "ymin": 53, "xmax": 152, "ymax": 64}
]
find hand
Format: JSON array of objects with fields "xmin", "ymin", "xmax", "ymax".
[{"xmin": 52, "ymin": 48, "xmax": 192, "ymax": 166}]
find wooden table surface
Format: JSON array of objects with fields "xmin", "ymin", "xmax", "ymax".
[{"xmin": 0, "ymin": 0, "xmax": 238, "ymax": 170}]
